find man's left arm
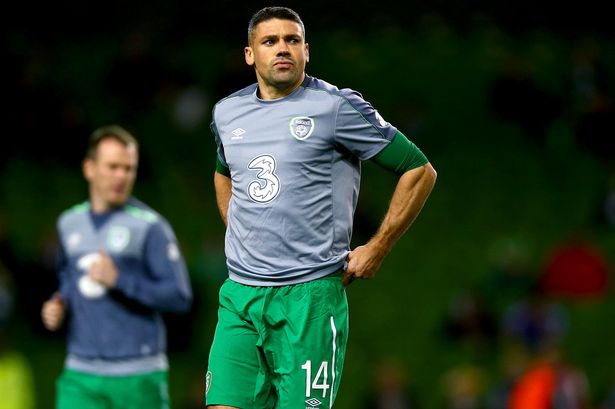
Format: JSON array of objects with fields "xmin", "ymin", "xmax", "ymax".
[{"xmin": 343, "ymin": 132, "xmax": 437, "ymax": 286}]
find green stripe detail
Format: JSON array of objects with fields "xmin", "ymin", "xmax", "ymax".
[
  {"xmin": 125, "ymin": 205, "xmax": 158, "ymax": 223},
  {"xmin": 63, "ymin": 202, "xmax": 90, "ymax": 215},
  {"xmin": 216, "ymin": 157, "xmax": 231, "ymax": 177}
]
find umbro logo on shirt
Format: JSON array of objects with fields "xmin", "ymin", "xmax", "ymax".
[{"xmin": 231, "ymin": 128, "xmax": 245, "ymax": 140}]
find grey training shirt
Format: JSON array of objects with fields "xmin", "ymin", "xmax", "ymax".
[{"xmin": 212, "ymin": 75, "xmax": 397, "ymax": 286}]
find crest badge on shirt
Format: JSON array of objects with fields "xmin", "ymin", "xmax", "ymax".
[
  {"xmin": 289, "ymin": 116, "xmax": 315, "ymax": 140},
  {"xmin": 106, "ymin": 226, "xmax": 130, "ymax": 252}
]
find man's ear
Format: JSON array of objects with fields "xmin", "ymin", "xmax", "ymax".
[
  {"xmin": 305, "ymin": 42, "xmax": 309, "ymax": 63},
  {"xmin": 245, "ymin": 46, "xmax": 255, "ymax": 66},
  {"xmin": 83, "ymin": 158, "xmax": 94, "ymax": 182}
]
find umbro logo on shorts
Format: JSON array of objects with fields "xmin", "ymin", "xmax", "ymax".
[{"xmin": 305, "ymin": 397, "xmax": 322, "ymax": 407}]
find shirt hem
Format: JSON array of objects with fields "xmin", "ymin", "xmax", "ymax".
[
  {"xmin": 227, "ymin": 262, "xmax": 345, "ymax": 287},
  {"xmin": 65, "ymin": 353, "xmax": 169, "ymax": 376}
]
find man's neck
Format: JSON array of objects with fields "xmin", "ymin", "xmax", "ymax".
[
  {"xmin": 89, "ymin": 196, "xmax": 125, "ymax": 214},
  {"xmin": 257, "ymin": 74, "xmax": 305, "ymax": 100}
]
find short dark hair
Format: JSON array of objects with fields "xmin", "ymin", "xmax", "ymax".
[
  {"xmin": 247, "ymin": 6, "xmax": 305, "ymax": 45},
  {"xmin": 86, "ymin": 125, "xmax": 138, "ymax": 159}
]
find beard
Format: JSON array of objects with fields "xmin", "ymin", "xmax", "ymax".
[{"xmin": 261, "ymin": 64, "xmax": 302, "ymax": 90}]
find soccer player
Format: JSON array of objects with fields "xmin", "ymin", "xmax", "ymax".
[
  {"xmin": 206, "ymin": 6, "xmax": 437, "ymax": 409},
  {"xmin": 41, "ymin": 125, "xmax": 193, "ymax": 409}
]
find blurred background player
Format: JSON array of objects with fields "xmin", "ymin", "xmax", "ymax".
[{"xmin": 41, "ymin": 125, "xmax": 193, "ymax": 409}]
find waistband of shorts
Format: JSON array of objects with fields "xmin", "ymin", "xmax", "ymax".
[{"xmin": 320, "ymin": 270, "xmax": 343, "ymax": 280}]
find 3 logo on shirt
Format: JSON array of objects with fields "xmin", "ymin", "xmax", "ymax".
[
  {"xmin": 75, "ymin": 226, "xmax": 131, "ymax": 299},
  {"xmin": 77, "ymin": 253, "xmax": 106, "ymax": 298},
  {"xmin": 247, "ymin": 154, "xmax": 280, "ymax": 203}
]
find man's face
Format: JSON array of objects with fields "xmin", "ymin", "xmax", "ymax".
[
  {"xmin": 245, "ymin": 18, "xmax": 309, "ymax": 97},
  {"xmin": 83, "ymin": 138, "xmax": 138, "ymax": 211}
]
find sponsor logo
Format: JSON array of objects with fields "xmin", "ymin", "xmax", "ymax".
[
  {"xmin": 78, "ymin": 275, "xmax": 106, "ymax": 298},
  {"xmin": 77, "ymin": 253, "xmax": 106, "ymax": 299},
  {"xmin": 107, "ymin": 226, "xmax": 130, "ymax": 252},
  {"xmin": 289, "ymin": 116, "xmax": 315, "ymax": 140},
  {"xmin": 247, "ymin": 154, "xmax": 280, "ymax": 203}
]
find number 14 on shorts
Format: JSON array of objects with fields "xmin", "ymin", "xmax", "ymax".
[{"xmin": 301, "ymin": 360, "xmax": 330, "ymax": 399}]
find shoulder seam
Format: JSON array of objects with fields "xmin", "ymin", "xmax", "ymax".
[
  {"xmin": 214, "ymin": 84, "xmax": 257, "ymax": 108},
  {"xmin": 304, "ymin": 86, "xmax": 390, "ymax": 141}
]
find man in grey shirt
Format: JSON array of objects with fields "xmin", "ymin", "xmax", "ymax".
[{"xmin": 206, "ymin": 6, "xmax": 437, "ymax": 409}]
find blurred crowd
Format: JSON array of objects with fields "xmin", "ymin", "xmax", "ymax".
[{"xmin": 356, "ymin": 231, "xmax": 613, "ymax": 409}]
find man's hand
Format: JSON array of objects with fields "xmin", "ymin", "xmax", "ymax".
[
  {"xmin": 41, "ymin": 295, "xmax": 65, "ymax": 331},
  {"xmin": 88, "ymin": 250, "xmax": 119, "ymax": 288},
  {"xmin": 342, "ymin": 243, "xmax": 386, "ymax": 287}
]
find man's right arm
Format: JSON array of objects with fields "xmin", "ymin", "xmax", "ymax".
[
  {"xmin": 214, "ymin": 158, "xmax": 232, "ymax": 227},
  {"xmin": 41, "ymin": 237, "xmax": 67, "ymax": 331}
]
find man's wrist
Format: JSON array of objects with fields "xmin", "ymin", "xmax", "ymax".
[{"xmin": 366, "ymin": 236, "xmax": 392, "ymax": 260}]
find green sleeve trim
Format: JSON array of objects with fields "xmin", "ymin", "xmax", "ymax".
[
  {"xmin": 72, "ymin": 201, "xmax": 90, "ymax": 213},
  {"xmin": 125, "ymin": 205, "xmax": 158, "ymax": 223},
  {"xmin": 63, "ymin": 201, "xmax": 90, "ymax": 216},
  {"xmin": 216, "ymin": 157, "xmax": 230, "ymax": 177},
  {"xmin": 371, "ymin": 131, "xmax": 428, "ymax": 174}
]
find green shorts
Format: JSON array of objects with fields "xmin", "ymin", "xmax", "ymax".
[
  {"xmin": 56, "ymin": 368, "xmax": 169, "ymax": 409},
  {"xmin": 206, "ymin": 273, "xmax": 349, "ymax": 409}
]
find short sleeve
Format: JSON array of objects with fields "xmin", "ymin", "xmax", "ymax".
[{"xmin": 334, "ymin": 89, "xmax": 398, "ymax": 160}]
